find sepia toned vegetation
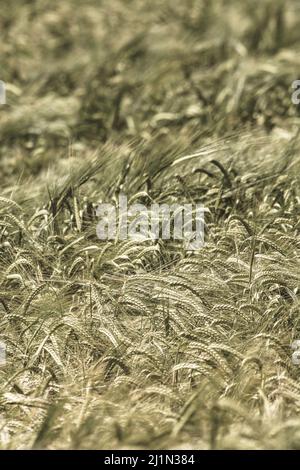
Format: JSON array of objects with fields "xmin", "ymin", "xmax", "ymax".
[{"xmin": 0, "ymin": 0, "xmax": 300, "ymax": 449}]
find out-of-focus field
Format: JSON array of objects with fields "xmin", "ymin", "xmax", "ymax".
[{"xmin": 0, "ymin": 0, "xmax": 300, "ymax": 449}]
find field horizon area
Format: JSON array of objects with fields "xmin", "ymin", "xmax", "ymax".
[{"xmin": 0, "ymin": 0, "xmax": 300, "ymax": 450}]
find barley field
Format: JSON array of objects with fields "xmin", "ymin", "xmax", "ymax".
[{"xmin": 0, "ymin": 0, "xmax": 300, "ymax": 450}]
